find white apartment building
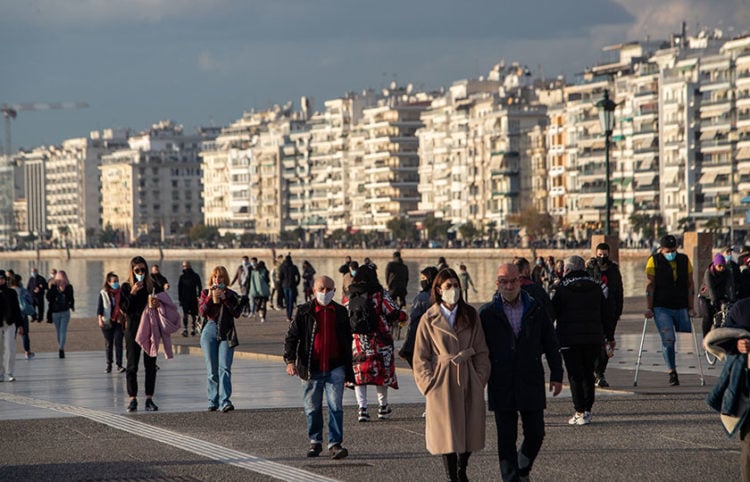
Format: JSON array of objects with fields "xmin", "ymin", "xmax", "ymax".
[{"xmin": 100, "ymin": 121, "xmax": 216, "ymax": 243}]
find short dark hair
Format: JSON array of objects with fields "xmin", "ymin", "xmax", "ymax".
[
  {"xmin": 660, "ymin": 234, "xmax": 677, "ymax": 249},
  {"xmin": 596, "ymin": 242, "xmax": 610, "ymax": 251}
]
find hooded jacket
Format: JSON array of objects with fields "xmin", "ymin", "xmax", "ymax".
[{"xmin": 551, "ymin": 270, "xmax": 614, "ymax": 346}]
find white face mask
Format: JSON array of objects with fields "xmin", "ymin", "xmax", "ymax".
[
  {"xmin": 316, "ymin": 291, "xmax": 335, "ymax": 306},
  {"xmin": 442, "ymin": 287, "xmax": 460, "ymax": 306},
  {"xmin": 135, "ymin": 273, "xmax": 145, "ymax": 282}
]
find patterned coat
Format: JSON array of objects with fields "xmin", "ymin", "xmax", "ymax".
[{"xmin": 352, "ymin": 290, "xmax": 405, "ymax": 387}]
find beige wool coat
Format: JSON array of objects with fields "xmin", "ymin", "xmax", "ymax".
[{"xmin": 413, "ymin": 303, "xmax": 491, "ymax": 455}]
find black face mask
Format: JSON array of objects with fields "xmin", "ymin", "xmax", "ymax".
[
  {"xmin": 420, "ymin": 280, "xmax": 431, "ymax": 292},
  {"xmin": 597, "ymin": 256, "xmax": 609, "ymax": 267}
]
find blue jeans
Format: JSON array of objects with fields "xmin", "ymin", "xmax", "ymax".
[
  {"xmin": 20, "ymin": 316, "xmax": 30, "ymax": 353},
  {"xmin": 200, "ymin": 320, "xmax": 235, "ymax": 409},
  {"xmin": 653, "ymin": 307, "xmax": 691, "ymax": 371},
  {"xmin": 303, "ymin": 365, "xmax": 345, "ymax": 448},
  {"xmin": 52, "ymin": 310, "xmax": 71, "ymax": 350},
  {"xmin": 283, "ymin": 287, "xmax": 296, "ymax": 320}
]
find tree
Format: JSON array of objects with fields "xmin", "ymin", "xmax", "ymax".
[
  {"xmin": 99, "ymin": 223, "xmax": 119, "ymax": 244},
  {"xmin": 629, "ymin": 213, "xmax": 663, "ymax": 241},
  {"xmin": 386, "ymin": 217, "xmax": 418, "ymax": 241},
  {"xmin": 704, "ymin": 216, "xmax": 723, "ymax": 233},
  {"xmin": 458, "ymin": 221, "xmax": 480, "ymax": 241},
  {"xmin": 506, "ymin": 207, "xmax": 553, "ymax": 241},
  {"xmin": 188, "ymin": 224, "xmax": 220, "ymax": 243},
  {"xmin": 422, "ymin": 214, "xmax": 451, "ymax": 241},
  {"xmin": 58, "ymin": 225, "xmax": 70, "ymax": 247},
  {"xmin": 677, "ymin": 216, "xmax": 696, "ymax": 232}
]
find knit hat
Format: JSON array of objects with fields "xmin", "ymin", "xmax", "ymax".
[{"xmin": 713, "ymin": 253, "xmax": 726, "ymax": 266}]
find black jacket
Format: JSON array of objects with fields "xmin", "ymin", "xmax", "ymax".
[
  {"xmin": 479, "ymin": 290, "xmax": 563, "ymax": 412},
  {"xmin": 0, "ymin": 285, "xmax": 23, "ymax": 328},
  {"xmin": 284, "ymin": 300, "xmax": 354, "ymax": 382},
  {"xmin": 552, "ymin": 270, "xmax": 614, "ymax": 346},
  {"xmin": 587, "ymin": 259, "xmax": 624, "ymax": 321},
  {"xmin": 46, "ymin": 284, "xmax": 75, "ymax": 313},
  {"xmin": 385, "ymin": 260, "xmax": 409, "ymax": 290},
  {"xmin": 178, "ymin": 268, "xmax": 202, "ymax": 309},
  {"xmin": 27, "ymin": 273, "xmax": 48, "ymax": 301},
  {"xmin": 280, "ymin": 260, "xmax": 301, "ymax": 290},
  {"xmin": 120, "ymin": 282, "xmax": 163, "ymax": 335}
]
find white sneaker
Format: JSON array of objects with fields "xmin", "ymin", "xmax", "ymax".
[
  {"xmin": 568, "ymin": 412, "xmax": 590, "ymax": 425},
  {"xmin": 8, "ymin": 375, "xmax": 15, "ymax": 382}
]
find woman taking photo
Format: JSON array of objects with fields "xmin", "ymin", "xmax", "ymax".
[
  {"xmin": 46, "ymin": 270, "xmax": 74, "ymax": 359},
  {"xmin": 120, "ymin": 256, "xmax": 162, "ymax": 412},
  {"xmin": 413, "ymin": 268, "xmax": 491, "ymax": 482},
  {"xmin": 97, "ymin": 272, "xmax": 125, "ymax": 374},
  {"xmin": 199, "ymin": 266, "xmax": 242, "ymax": 412}
]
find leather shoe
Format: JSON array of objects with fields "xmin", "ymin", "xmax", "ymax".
[{"xmin": 307, "ymin": 443, "xmax": 322, "ymax": 457}]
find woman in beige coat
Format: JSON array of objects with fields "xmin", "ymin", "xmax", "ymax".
[{"xmin": 413, "ymin": 268, "xmax": 491, "ymax": 482}]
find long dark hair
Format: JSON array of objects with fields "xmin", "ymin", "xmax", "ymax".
[
  {"xmin": 431, "ymin": 268, "xmax": 476, "ymax": 328},
  {"xmin": 127, "ymin": 256, "xmax": 154, "ymax": 294}
]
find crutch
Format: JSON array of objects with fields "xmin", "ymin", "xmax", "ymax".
[
  {"xmin": 633, "ymin": 317, "xmax": 649, "ymax": 386},
  {"xmin": 689, "ymin": 317, "xmax": 706, "ymax": 386}
]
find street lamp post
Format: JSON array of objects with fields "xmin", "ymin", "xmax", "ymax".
[{"xmin": 597, "ymin": 90, "xmax": 616, "ymax": 236}]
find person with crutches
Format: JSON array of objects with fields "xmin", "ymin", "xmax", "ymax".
[{"xmin": 644, "ymin": 234, "xmax": 697, "ymax": 386}]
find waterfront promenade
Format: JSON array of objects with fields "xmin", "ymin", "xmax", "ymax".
[{"xmin": 0, "ymin": 294, "xmax": 739, "ymax": 480}]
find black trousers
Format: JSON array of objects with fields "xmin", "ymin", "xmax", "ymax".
[
  {"xmin": 101, "ymin": 323, "xmax": 124, "ymax": 366},
  {"xmin": 125, "ymin": 329, "xmax": 157, "ymax": 398},
  {"xmin": 33, "ymin": 294, "xmax": 45, "ymax": 321},
  {"xmin": 593, "ymin": 345, "xmax": 609, "ymax": 378},
  {"xmin": 494, "ymin": 409, "xmax": 545, "ymax": 481},
  {"xmin": 182, "ymin": 305, "xmax": 198, "ymax": 330},
  {"xmin": 561, "ymin": 344, "xmax": 599, "ymax": 413}
]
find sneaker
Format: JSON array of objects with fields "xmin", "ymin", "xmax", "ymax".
[
  {"xmin": 127, "ymin": 399, "xmax": 137, "ymax": 412},
  {"xmin": 595, "ymin": 376, "xmax": 609, "ymax": 388},
  {"xmin": 329, "ymin": 444, "xmax": 348, "ymax": 460},
  {"xmin": 117, "ymin": 365, "xmax": 126, "ymax": 373},
  {"xmin": 145, "ymin": 399, "xmax": 159, "ymax": 411},
  {"xmin": 59, "ymin": 349, "xmax": 65, "ymax": 359},
  {"xmin": 221, "ymin": 404, "xmax": 235, "ymax": 413},
  {"xmin": 583, "ymin": 411, "xmax": 592, "ymax": 424},
  {"xmin": 182, "ymin": 329, "xmax": 188, "ymax": 337},
  {"xmin": 24, "ymin": 352, "xmax": 35, "ymax": 360},
  {"xmin": 378, "ymin": 404, "xmax": 392, "ymax": 420},
  {"xmin": 8, "ymin": 375, "xmax": 15, "ymax": 382},
  {"xmin": 190, "ymin": 330, "xmax": 196, "ymax": 336},
  {"xmin": 669, "ymin": 371, "xmax": 680, "ymax": 386},
  {"xmin": 307, "ymin": 443, "xmax": 323, "ymax": 458},
  {"xmin": 358, "ymin": 407, "xmax": 370, "ymax": 422},
  {"xmin": 260, "ymin": 317, "xmax": 265, "ymax": 323},
  {"xmin": 105, "ymin": 365, "xmax": 112, "ymax": 374},
  {"xmin": 208, "ymin": 406, "xmax": 218, "ymax": 412},
  {"xmin": 568, "ymin": 412, "xmax": 590, "ymax": 425}
]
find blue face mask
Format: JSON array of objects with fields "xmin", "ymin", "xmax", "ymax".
[
  {"xmin": 351, "ymin": 270, "xmax": 357, "ymax": 277},
  {"xmin": 725, "ymin": 255, "xmax": 733, "ymax": 263},
  {"xmin": 664, "ymin": 252, "xmax": 677, "ymax": 262},
  {"xmin": 110, "ymin": 282, "xmax": 120, "ymax": 290}
]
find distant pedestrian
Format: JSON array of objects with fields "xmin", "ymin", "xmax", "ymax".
[
  {"xmin": 479, "ymin": 263, "xmax": 563, "ymax": 481},
  {"xmin": 513, "ymin": 257, "xmax": 555, "ymax": 321},
  {"xmin": 302, "ymin": 260, "xmax": 316, "ymax": 303},
  {"xmin": 178, "ymin": 261, "xmax": 202, "ymax": 337},
  {"xmin": 0, "ymin": 270, "xmax": 23, "ymax": 382},
  {"xmin": 342, "ymin": 261, "xmax": 357, "ymax": 304},
  {"xmin": 437, "ymin": 257, "xmax": 448, "ymax": 272},
  {"xmin": 645, "ymin": 234, "xmax": 696, "ymax": 386},
  {"xmin": 280, "ymin": 255, "xmax": 301, "ymax": 323},
  {"xmin": 698, "ymin": 253, "xmax": 735, "ymax": 338},
  {"xmin": 348, "ymin": 265, "xmax": 405, "ymax": 422},
  {"xmin": 723, "ymin": 246, "xmax": 743, "ymax": 300},
  {"xmin": 9, "ymin": 274, "xmax": 33, "ymax": 361},
  {"xmin": 45, "ymin": 268, "xmax": 57, "ymax": 324},
  {"xmin": 586, "ymin": 242, "xmax": 624, "ymax": 388},
  {"xmin": 458, "ymin": 264, "xmax": 477, "ymax": 302},
  {"xmin": 199, "ymin": 266, "xmax": 242, "ymax": 412},
  {"xmin": 413, "ymin": 268, "xmax": 491, "ymax": 482},
  {"xmin": 552, "ymin": 256, "xmax": 614, "ymax": 426},
  {"xmin": 46, "ymin": 270, "xmax": 75, "ymax": 359},
  {"xmin": 270, "ymin": 254, "xmax": 285, "ymax": 311},
  {"xmin": 399, "ymin": 266, "xmax": 438, "ymax": 367},
  {"xmin": 284, "ymin": 275, "xmax": 353, "ymax": 460},
  {"xmin": 249, "ymin": 260, "xmax": 271, "ymax": 323},
  {"xmin": 27, "ymin": 267, "xmax": 48, "ymax": 323},
  {"xmin": 97, "ymin": 272, "xmax": 125, "ymax": 373},
  {"xmin": 150, "ymin": 264, "xmax": 169, "ymax": 291},
  {"xmin": 121, "ymin": 256, "xmax": 162, "ymax": 412},
  {"xmin": 385, "ymin": 251, "xmax": 409, "ymax": 308}
]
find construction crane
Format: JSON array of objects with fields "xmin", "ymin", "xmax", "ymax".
[
  {"xmin": 0, "ymin": 101, "xmax": 88, "ymax": 247},
  {"xmin": 2, "ymin": 101, "xmax": 89, "ymax": 159}
]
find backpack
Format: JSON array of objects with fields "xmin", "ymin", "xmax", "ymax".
[
  {"xmin": 18, "ymin": 288, "xmax": 35, "ymax": 317},
  {"xmin": 348, "ymin": 293, "xmax": 378, "ymax": 334}
]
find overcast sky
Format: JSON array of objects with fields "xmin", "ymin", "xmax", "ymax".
[{"xmin": 1, "ymin": 0, "xmax": 748, "ymax": 151}]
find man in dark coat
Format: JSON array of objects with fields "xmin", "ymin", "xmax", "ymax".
[
  {"xmin": 385, "ymin": 251, "xmax": 409, "ymax": 308},
  {"xmin": 586, "ymin": 242, "xmax": 624, "ymax": 388},
  {"xmin": 553, "ymin": 256, "xmax": 614, "ymax": 426},
  {"xmin": 512, "ymin": 257, "xmax": 554, "ymax": 321},
  {"xmin": 177, "ymin": 261, "xmax": 202, "ymax": 337},
  {"xmin": 284, "ymin": 275, "xmax": 353, "ymax": 460},
  {"xmin": 280, "ymin": 255, "xmax": 301, "ymax": 323},
  {"xmin": 26, "ymin": 267, "xmax": 48, "ymax": 322},
  {"xmin": 479, "ymin": 263, "xmax": 563, "ymax": 482}
]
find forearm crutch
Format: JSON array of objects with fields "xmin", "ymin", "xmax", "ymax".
[
  {"xmin": 689, "ymin": 317, "xmax": 706, "ymax": 386},
  {"xmin": 633, "ymin": 317, "xmax": 649, "ymax": 387}
]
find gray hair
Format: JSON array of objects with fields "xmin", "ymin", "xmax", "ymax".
[{"xmin": 564, "ymin": 255, "xmax": 586, "ymax": 273}]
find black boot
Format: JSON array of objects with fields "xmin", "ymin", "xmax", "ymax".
[
  {"xmin": 458, "ymin": 452, "xmax": 471, "ymax": 482},
  {"xmin": 441, "ymin": 453, "xmax": 458, "ymax": 482}
]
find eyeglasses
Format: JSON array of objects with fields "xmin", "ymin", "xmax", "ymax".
[
  {"xmin": 133, "ymin": 268, "xmax": 146, "ymax": 274},
  {"xmin": 497, "ymin": 277, "xmax": 520, "ymax": 286}
]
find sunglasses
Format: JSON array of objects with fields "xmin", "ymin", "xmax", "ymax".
[{"xmin": 133, "ymin": 268, "xmax": 146, "ymax": 274}]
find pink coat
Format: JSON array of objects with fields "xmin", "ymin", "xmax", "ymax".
[{"xmin": 136, "ymin": 291, "xmax": 181, "ymax": 359}]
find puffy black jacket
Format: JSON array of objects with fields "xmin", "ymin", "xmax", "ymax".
[
  {"xmin": 551, "ymin": 270, "xmax": 614, "ymax": 346},
  {"xmin": 479, "ymin": 291, "xmax": 563, "ymax": 412}
]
